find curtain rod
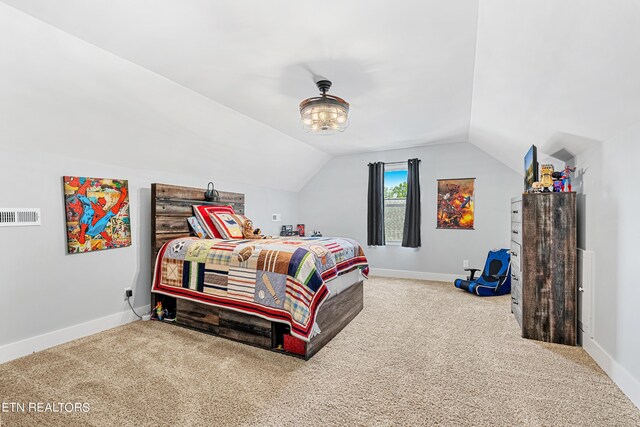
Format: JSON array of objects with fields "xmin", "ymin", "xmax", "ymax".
[{"xmin": 367, "ymin": 159, "xmax": 421, "ymax": 166}]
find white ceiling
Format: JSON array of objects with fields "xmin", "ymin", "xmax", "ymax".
[
  {"xmin": 1, "ymin": 0, "xmax": 480, "ymax": 156},
  {"xmin": 470, "ymin": 0, "xmax": 640, "ymax": 170},
  {"xmin": 3, "ymin": 0, "xmax": 640, "ymax": 174},
  {"xmin": 0, "ymin": 3, "xmax": 330, "ymax": 193}
]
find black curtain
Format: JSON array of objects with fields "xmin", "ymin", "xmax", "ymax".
[
  {"xmin": 402, "ymin": 158, "xmax": 421, "ymax": 248},
  {"xmin": 367, "ymin": 162, "xmax": 385, "ymax": 246}
]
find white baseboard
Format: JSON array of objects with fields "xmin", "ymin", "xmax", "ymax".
[
  {"xmin": 583, "ymin": 335, "xmax": 640, "ymax": 409},
  {"xmin": 369, "ymin": 268, "xmax": 458, "ymax": 282},
  {"xmin": 0, "ymin": 304, "xmax": 150, "ymax": 365}
]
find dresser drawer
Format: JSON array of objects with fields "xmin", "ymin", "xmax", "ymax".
[
  {"xmin": 511, "ymin": 266, "xmax": 522, "ymax": 315},
  {"xmin": 511, "ymin": 283, "xmax": 521, "ymax": 306},
  {"xmin": 510, "ymin": 267, "xmax": 521, "ymax": 289},
  {"xmin": 510, "ymin": 221, "xmax": 522, "ymax": 244},
  {"xmin": 512, "ymin": 296, "xmax": 523, "ymax": 328},
  {"xmin": 509, "ymin": 241, "xmax": 521, "ymax": 268},
  {"xmin": 511, "ymin": 200, "xmax": 522, "ymax": 223}
]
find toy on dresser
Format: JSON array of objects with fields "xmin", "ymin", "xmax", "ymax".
[
  {"xmin": 529, "ymin": 164, "xmax": 577, "ymax": 193},
  {"xmin": 561, "ymin": 165, "xmax": 577, "ymax": 192},
  {"xmin": 540, "ymin": 164, "xmax": 555, "ymax": 192},
  {"xmin": 550, "ymin": 171, "xmax": 562, "ymax": 192},
  {"xmin": 531, "ymin": 182, "xmax": 543, "ymax": 193}
]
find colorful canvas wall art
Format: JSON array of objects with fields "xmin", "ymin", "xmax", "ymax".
[
  {"xmin": 437, "ymin": 178, "xmax": 475, "ymax": 230},
  {"xmin": 64, "ymin": 176, "xmax": 131, "ymax": 253}
]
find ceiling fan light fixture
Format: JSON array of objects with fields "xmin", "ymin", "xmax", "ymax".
[{"xmin": 299, "ymin": 79, "xmax": 349, "ymax": 135}]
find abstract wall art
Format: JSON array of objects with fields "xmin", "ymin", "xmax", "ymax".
[
  {"xmin": 436, "ymin": 178, "xmax": 475, "ymax": 230},
  {"xmin": 63, "ymin": 176, "xmax": 131, "ymax": 253}
]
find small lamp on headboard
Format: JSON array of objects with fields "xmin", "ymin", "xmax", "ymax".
[{"xmin": 204, "ymin": 182, "xmax": 220, "ymax": 202}]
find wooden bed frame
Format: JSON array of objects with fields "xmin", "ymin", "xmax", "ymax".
[{"xmin": 151, "ymin": 183, "xmax": 364, "ymax": 359}]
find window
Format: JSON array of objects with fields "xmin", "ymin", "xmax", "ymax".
[{"xmin": 384, "ymin": 164, "xmax": 408, "ymax": 243}]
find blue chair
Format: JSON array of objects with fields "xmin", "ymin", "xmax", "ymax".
[{"xmin": 454, "ymin": 249, "xmax": 511, "ymax": 296}]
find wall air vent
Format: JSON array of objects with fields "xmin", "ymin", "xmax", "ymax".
[{"xmin": 0, "ymin": 208, "xmax": 41, "ymax": 227}]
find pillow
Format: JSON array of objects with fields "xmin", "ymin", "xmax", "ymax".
[
  {"xmin": 209, "ymin": 212, "xmax": 245, "ymax": 239},
  {"xmin": 187, "ymin": 216, "xmax": 207, "ymax": 239},
  {"xmin": 192, "ymin": 205, "xmax": 235, "ymax": 238}
]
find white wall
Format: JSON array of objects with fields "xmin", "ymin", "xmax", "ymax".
[
  {"xmin": 299, "ymin": 142, "xmax": 522, "ymax": 278},
  {"xmin": 0, "ymin": 4, "xmax": 300, "ymax": 355},
  {"xmin": 0, "ymin": 147, "xmax": 297, "ymax": 350},
  {"xmin": 572, "ymin": 123, "xmax": 640, "ymax": 406}
]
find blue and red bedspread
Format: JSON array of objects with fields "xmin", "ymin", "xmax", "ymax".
[{"xmin": 152, "ymin": 236, "xmax": 368, "ymax": 341}]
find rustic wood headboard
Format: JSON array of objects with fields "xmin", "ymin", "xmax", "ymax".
[{"xmin": 151, "ymin": 183, "xmax": 245, "ymax": 258}]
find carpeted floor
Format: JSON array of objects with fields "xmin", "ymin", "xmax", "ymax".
[{"xmin": 1, "ymin": 278, "xmax": 639, "ymax": 426}]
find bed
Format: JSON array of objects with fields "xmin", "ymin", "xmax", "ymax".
[{"xmin": 150, "ymin": 183, "xmax": 368, "ymax": 359}]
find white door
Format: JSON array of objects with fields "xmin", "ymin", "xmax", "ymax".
[{"xmin": 577, "ymin": 249, "xmax": 594, "ymax": 341}]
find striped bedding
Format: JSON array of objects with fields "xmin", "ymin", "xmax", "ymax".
[{"xmin": 152, "ymin": 236, "xmax": 369, "ymax": 341}]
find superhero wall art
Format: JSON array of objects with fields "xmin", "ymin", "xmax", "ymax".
[
  {"xmin": 436, "ymin": 178, "xmax": 475, "ymax": 230},
  {"xmin": 63, "ymin": 176, "xmax": 131, "ymax": 253}
]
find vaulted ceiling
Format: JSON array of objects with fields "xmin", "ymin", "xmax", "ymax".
[
  {"xmin": 3, "ymin": 0, "xmax": 640, "ymax": 182},
  {"xmin": 470, "ymin": 0, "xmax": 640, "ymax": 170},
  {"xmin": 2, "ymin": 0, "xmax": 479, "ymax": 158}
]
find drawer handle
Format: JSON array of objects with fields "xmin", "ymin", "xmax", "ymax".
[
  {"xmin": 510, "ymin": 251, "xmax": 518, "ymax": 257},
  {"xmin": 512, "ymin": 230, "xmax": 519, "ymax": 234},
  {"xmin": 512, "ymin": 210, "xmax": 519, "ymax": 214}
]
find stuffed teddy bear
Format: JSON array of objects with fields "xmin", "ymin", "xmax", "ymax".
[{"xmin": 243, "ymin": 219, "xmax": 265, "ymax": 239}]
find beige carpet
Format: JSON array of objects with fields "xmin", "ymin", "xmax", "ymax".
[{"xmin": 1, "ymin": 278, "xmax": 638, "ymax": 426}]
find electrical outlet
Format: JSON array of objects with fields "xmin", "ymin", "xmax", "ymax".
[
  {"xmin": 463, "ymin": 259, "xmax": 469, "ymax": 269},
  {"xmin": 272, "ymin": 213, "xmax": 281, "ymax": 222},
  {"xmin": 124, "ymin": 287, "xmax": 133, "ymax": 300}
]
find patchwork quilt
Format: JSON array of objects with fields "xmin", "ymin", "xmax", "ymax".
[{"xmin": 152, "ymin": 236, "xmax": 369, "ymax": 341}]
